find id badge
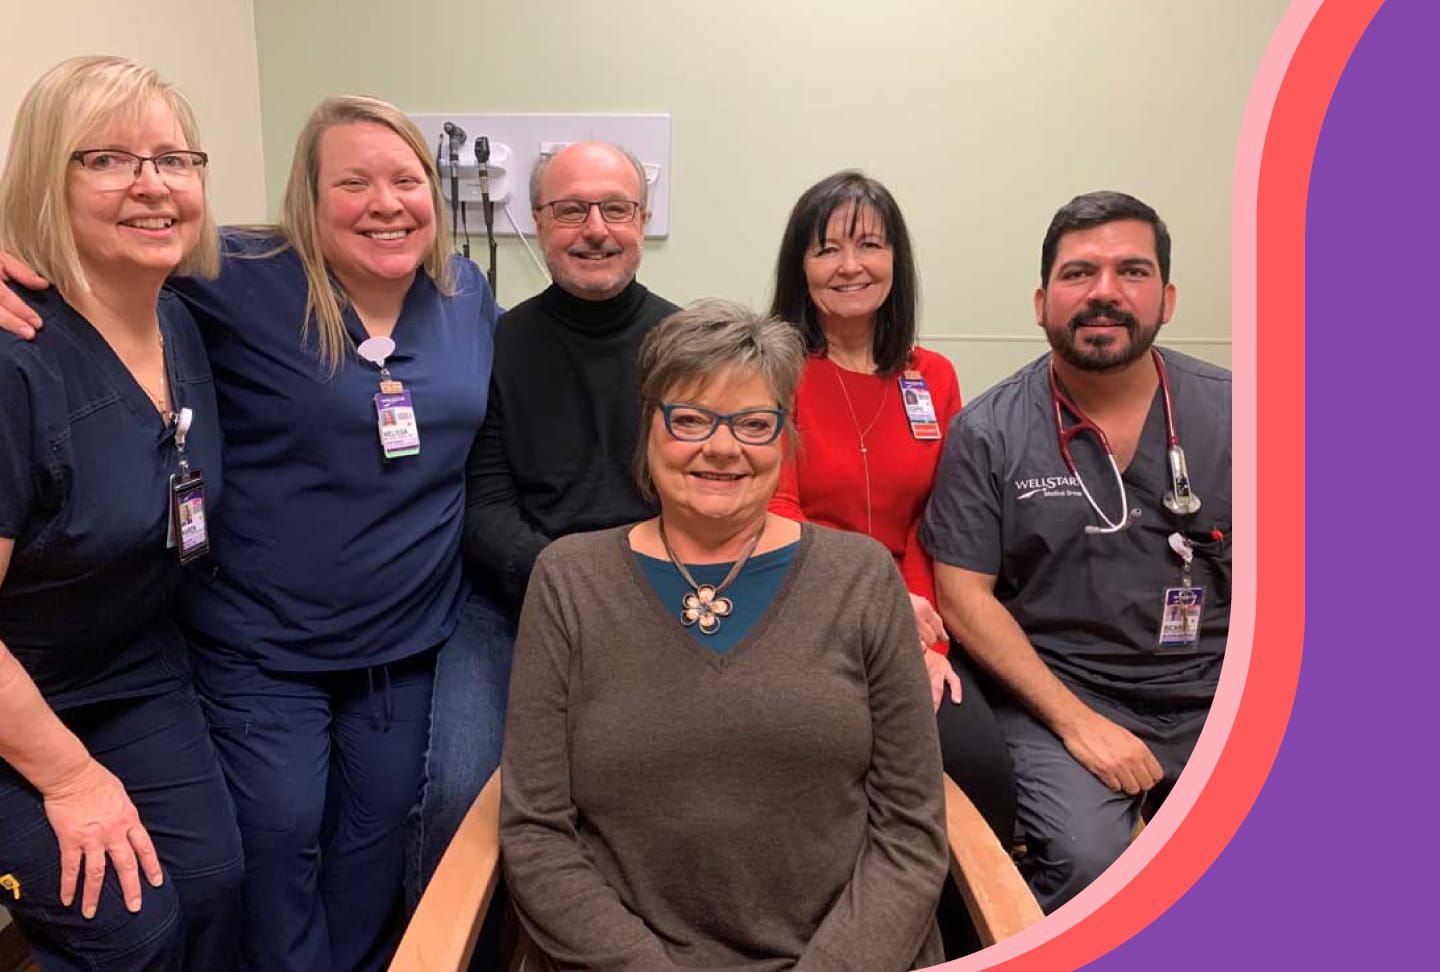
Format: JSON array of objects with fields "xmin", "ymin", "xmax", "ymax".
[
  {"xmin": 1157, "ymin": 586, "xmax": 1205, "ymax": 652},
  {"xmin": 167, "ymin": 469, "xmax": 210, "ymax": 564},
  {"xmin": 375, "ymin": 389, "xmax": 421, "ymax": 459},
  {"xmin": 898, "ymin": 371, "xmax": 941, "ymax": 439}
]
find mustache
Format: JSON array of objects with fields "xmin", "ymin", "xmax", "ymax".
[
  {"xmin": 1069, "ymin": 301, "xmax": 1139, "ymax": 331},
  {"xmin": 568, "ymin": 243, "xmax": 623, "ymax": 257}
]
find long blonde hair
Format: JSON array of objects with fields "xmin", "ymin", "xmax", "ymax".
[
  {"xmin": 267, "ymin": 95, "xmax": 454, "ymax": 374},
  {"xmin": 0, "ymin": 56, "xmax": 219, "ymax": 295}
]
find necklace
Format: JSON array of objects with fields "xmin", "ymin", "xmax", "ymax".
[
  {"xmin": 140, "ymin": 329, "xmax": 173, "ymax": 423},
  {"xmin": 658, "ymin": 517, "xmax": 766, "ymax": 635},
  {"xmin": 831, "ymin": 362, "xmax": 887, "ymax": 534}
]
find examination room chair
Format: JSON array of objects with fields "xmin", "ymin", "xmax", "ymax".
[{"xmin": 388, "ymin": 771, "xmax": 1045, "ymax": 972}]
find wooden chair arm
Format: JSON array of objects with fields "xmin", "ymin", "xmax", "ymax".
[
  {"xmin": 388, "ymin": 770, "xmax": 504, "ymax": 972},
  {"xmin": 943, "ymin": 774, "xmax": 1044, "ymax": 946},
  {"xmin": 388, "ymin": 769, "xmax": 1040, "ymax": 969}
]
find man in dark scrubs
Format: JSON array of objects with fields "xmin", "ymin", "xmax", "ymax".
[
  {"xmin": 412, "ymin": 141, "xmax": 679, "ymax": 902},
  {"xmin": 920, "ymin": 192, "xmax": 1232, "ymax": 912}
]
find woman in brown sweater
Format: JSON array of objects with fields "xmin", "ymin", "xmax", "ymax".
[{"xmin": 500, "ymin": 300, "xmax": 948, "ymax": 971}]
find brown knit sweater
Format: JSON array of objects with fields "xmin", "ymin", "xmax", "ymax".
[{"xmin": 500, "ymin": 522, "xmax": 947, "ymax": 971}]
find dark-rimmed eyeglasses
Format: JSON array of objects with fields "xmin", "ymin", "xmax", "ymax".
[
  {"xmin": 660, "ymin": 404, "xmax": 786, "ymax": 445},
  {"xmin": 69, "ymin": 149, "xmax": 209, "ymax": 191},
  {"xmin": 538, "ymin": 199, "xmax": 644, "ymax": 224}
]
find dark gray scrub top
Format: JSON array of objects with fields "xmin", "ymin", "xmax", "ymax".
[{"xmin": 920, "ymin": 349, "xmax": 1232, "ymax": 706}]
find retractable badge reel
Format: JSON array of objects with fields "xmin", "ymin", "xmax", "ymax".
[
  {"xmin": 167, "ymin": 407, "xmax": 210, "ymax": 564},
  {"xmin": 358, "ymin": 336, "xmax": 421, "ymax": 460},
  {"xmin": 1157, "ymin": 532, "xmax": 1205, "ymax": 651}
]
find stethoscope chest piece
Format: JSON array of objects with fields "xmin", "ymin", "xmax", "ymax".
[
  {"xmin": 1162, "ymin": 442, "xmax": 1202, "ymax": 516},
  {"xmin": 1164, "ymin": 491, "xmax": 1202, "ymax": 516}
]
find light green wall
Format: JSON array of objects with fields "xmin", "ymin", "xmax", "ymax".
[{"xmin": 252, "ymin": 0, "xmax": 1287, "ymax": 396}]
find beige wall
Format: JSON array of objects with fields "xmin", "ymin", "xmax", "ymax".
[
  {"xmin": 253, "ymin": 0, "xmax": 1285, "ymax": 395},
  {"xmin": 0, "ymin": 0, "xmax": 268, "ymax": 226}
]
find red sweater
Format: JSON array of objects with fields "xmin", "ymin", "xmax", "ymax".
[{"xmin": 770, "ymin": 348, "xmax": 961, "ymax": 652}]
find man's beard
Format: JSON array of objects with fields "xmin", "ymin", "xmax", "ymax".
[{"xmin": 1045, "ymin": 300, "xmax": 1161, "ymax": 372}]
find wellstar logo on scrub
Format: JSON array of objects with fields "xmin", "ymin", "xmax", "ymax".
[{"xmin": 1013, "ymin": 475, "xmax": 1082, "ymax": 500}]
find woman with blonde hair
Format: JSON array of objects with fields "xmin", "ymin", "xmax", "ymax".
[
  {"xmin": 1, "ymin": 93, "xmax": 502, "ymax": 971},
  {"xmin": 172, "ymin": 96, "xmax": 500, "ymax": 972},
  {"xmin": 0, "ymin": 55, "xmax": 242, "ymax": 971}
]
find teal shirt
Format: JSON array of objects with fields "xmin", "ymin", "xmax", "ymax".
[{"xmin": 635, "ymin": 542, "xmax": 799, "ymax": 653}]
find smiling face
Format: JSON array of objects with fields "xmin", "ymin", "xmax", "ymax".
[
  {"xmin": 1035, "ymin": 218, "xmax": 1177, "ymax": 372},
  {"xmin": 802, "ymin": 202, "xmax": 894, "ymax": 333},
  {"xmin": 534, "ymin": 142, "xmax": 647, "ymax": 300},
  {"xmin": 315, "ymin": 121, "xmax": 436, "ymax": 295},
  {"xmin": 648, "ymin": 367, "xmax": 785, "ymax": 532},
  {"xmin": 65, "ymin": 96, "xmax": 204, "ymax": 283}
]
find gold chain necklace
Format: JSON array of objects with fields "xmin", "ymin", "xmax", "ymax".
[
  {"xmin": 141, "ymin": 329, "xmax": 173, "ymax": 423},
  {"xmin": 831, "ymin": 361, "xmax": 887, "ymax": 535}
]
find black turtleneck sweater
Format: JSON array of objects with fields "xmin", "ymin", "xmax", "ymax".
[{"xmin": 464, "ymin": 280, "xmax": 678, "ymax": 612}]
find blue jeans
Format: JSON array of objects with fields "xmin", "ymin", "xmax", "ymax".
[{"xmin": 404, "ymin": 589, "xmax": 514, "ymax": 911}]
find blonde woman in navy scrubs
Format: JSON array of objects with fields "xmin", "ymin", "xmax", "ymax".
[
  {"xmin": 165, "ymin": 99, "xmax": 497, "ymax": 972},
  {"xmin": 0, "ymin": 57, "xmax": 242, "ymax": 971}
]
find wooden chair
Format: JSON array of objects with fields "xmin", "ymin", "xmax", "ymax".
[{"xmin": 389, "ymin": 771, "xmax": 1043, "ymax": 971}]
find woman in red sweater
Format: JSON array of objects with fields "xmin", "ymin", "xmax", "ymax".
[{"xmin": 767, "ymin": 171, "xmax": 1015, "ymax": 877}]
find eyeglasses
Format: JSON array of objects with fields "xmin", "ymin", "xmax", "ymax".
[
  {"xmin": 538, "ymin": 199, "xmax": 644, "ymax": 224},
  {"xmin": 69, "ymin": 149, "xmax": 209, "ymax": 190},
  {"xmin": 660, "ymin": 404, "xmax": 786, "ymax": 445}
]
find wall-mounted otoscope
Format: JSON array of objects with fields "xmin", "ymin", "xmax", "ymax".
[
  {"xmin": 442, "ymin": 122, "xmax": 469, "ymax": 258},
  {"xmin": 475, "ymin": 136, "xmax": 497, "ymax": 291}
]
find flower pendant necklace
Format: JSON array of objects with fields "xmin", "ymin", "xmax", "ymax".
[{"xmin": 658, "ymin": 517, "xmax": 766, "ymax": 635}]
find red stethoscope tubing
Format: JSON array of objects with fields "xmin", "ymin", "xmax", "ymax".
[{"xmin": 1049, "ymin": 349, "xmax": 1196, "ymax": 533}]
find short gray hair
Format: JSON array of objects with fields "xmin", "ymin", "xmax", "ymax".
[
  {"xmin": 529, "ymin": 142, "xmax": 648, "ymax": 210},
  {"xmin": 633, "ymin": 300, "xmax": 805, "ymax": 501}
]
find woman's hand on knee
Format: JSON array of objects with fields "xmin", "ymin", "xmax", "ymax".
[
  {"xmin": 922, "ymin": 649, "xmax": 962, "ymax": 712},
  {"xmin": 42, "ymin": 758, "xmax": 164, "ymax": 918},
  {"xmin": 908, "ymin": 593, "xmax": 948, "ymax": 648}
]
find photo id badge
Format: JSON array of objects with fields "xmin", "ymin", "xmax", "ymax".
[
  {"xmin": 375, "ymin": 389, "xmax": 421, "ymax": 459},
  {"xmin": 1157, "ymin": 586, "xmax": 1205, "ymax": 652},
  {"xmin": 168, "ymin": 469, "xmax": 209, "ymax": 564},
  {"xmin": 898, "ymin": 372, "xmax": 941, "ymax": 439}
]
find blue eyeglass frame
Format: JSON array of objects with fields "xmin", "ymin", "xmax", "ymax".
[{"xmin": 659, "ymin": 403, "xmax": 787, "ymax": 444}]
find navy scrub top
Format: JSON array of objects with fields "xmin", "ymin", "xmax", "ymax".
[
  {"xmin": 173, "ymin": 232, "xmax": 497, "ymax": 672},
  {"xmin": 920, "ymin": 348, "xmax": 1232, "ymax": 707},
  {"xmin": 0, "ymin": 286, "xmax": 223, "ymax": 711}
]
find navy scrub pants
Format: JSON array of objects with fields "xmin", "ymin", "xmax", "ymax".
[
  {"xmin": 0, "ymin": 685, "xmax": 244, "ymax": 972},
  {"xmin": 192, "ymin": 646, "xmax": 435, "ymax": 972}
]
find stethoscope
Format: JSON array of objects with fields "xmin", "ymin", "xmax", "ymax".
[{"xmin": 1049, "ymin": 348, "xmax": 1201, "ymax": 535}]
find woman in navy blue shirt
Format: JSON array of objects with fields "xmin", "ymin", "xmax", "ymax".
[
  {"xmin": 166, "ymin": 97, "xmax": 498, "ymax": 972},
  {"xmin": 0, "ymin": 56, "xmax": 243, "ymax": 971}
]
